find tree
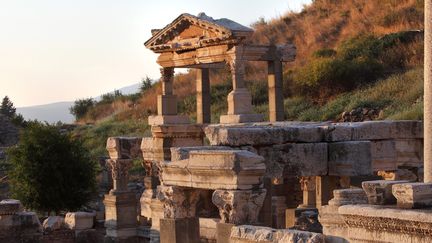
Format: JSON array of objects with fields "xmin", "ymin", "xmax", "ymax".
[
  {"xmin": 7, "ymin": 123, "xmax": 97, "ymax": 214},
  {"xmin": 69, "ymin": 98, "xmax": 94, "ymax": 120},
  {"xmin": 0, "ymin": 96, "xmax": 16, "ymax": 118},
  {"xmin": 140, "ymin": 76, "xmax": 152, "ymax": 93}
]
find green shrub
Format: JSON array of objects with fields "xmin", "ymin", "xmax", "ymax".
[
  {"xmin": 8, "ymin": 123, "xmax": 97, "ymax": 214},
  {"xmin": 70, "ymin": 98, "xmax": 95, "ymax": 121}
]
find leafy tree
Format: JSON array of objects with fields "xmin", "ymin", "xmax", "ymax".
[
  {"xmin": 0, "ymin": 96, "xmax": 16, "ymax": 118},
  {"xmin": 140, "ymin": 77, "xmax": 152, "ymax": 93},
  {"xmin": 69, "ymin": 98, "xmax": 94, "ymax": 120},
  {"xmin": 7, "ymin": 122, "xmax": 97, "ymax": 214}
]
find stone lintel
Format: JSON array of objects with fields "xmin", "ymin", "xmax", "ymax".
[
  {"xmin": 392, "ymin": 183, "xmax": 432, "ymax": 209},
  {"xmin": 362, "ymin": 180, "xmax": 409, "ymax": 205}
]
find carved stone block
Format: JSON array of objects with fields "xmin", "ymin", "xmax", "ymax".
[
  {"xmin": 212, "ymin": 189, "xmax": 266, "ymax": 225},
  {"xmin": 362, "ymin": 180, "xmax": 408, "ymax": 205},
  {"xmin": 392, "ymin": 183, "xmax": 432, "ymax": 209},
  {"xmin": 106, "ymin": 137, "xmax": 142, "ymax": 160},
  {"xmin": 157, "ymin": 186, "xmax": 201, "ymax": 219}
]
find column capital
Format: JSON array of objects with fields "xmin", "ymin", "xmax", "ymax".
[{"xmin": 106, "ymin": 159, "xmax": 133, "ymax": 192}]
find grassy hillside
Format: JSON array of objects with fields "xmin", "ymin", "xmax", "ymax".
[{"xmin": 70, "ymin": 0, "xmax": 425, "ymax": 161}]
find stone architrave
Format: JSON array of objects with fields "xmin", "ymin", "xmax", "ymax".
[
  {"xmin": 212, "ymin": 189, "xmax": 266, "ymax": 225},
  {"xmin": 328, "ymin": 141, "xmax": 373, "ymax": 176},
  {"xmin": 362, "ymin": 180, "xmax": 408, "ymax": 205},
  {"xmin": 157, "ymin": 185, "xmax": 201, "ymax": 219},
  {"xmin": 392, "ymin": 182, "xmax": 432, "ymax": 209}
]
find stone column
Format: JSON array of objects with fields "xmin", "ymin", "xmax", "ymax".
[
  {"xmin": 148, "ymin": 67, "xmax": 189, "ymax": 125},
  {"xmin": 298, "ymin": 176, "xmax": 316, "ymax": 208},
  {"xmin": 268, "ymin": 60, "xmax": 284, "ymax": 122},
  {"xmin": 315, "ymin": 176, "xmax": 339, "ymax": 208},
  {"xmin": 104, "ymin": 159, "xmax": 137, "ymax": 241},
  {"xmin": 157, "ymin": 186, "xmax": 201, "ymax": 243},
  {"xmin": 425, "ymin": 0, "xmax": 432, "ymax": 183},
  {"xmin": 220, "ymin": 48, "xmax": 263, "ymax": 123},
  {"xmin": 196, "ymin": 68, "xmax": 211, "ymax": 124}
]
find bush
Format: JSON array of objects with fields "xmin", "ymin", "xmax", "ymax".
[
  {"xmin": 70, "ymin": 98, "xmax": 95, "ymax": 121},
  {"xmin": 7, "ymin": 123, "xmax": 97, "ymax": 214}
]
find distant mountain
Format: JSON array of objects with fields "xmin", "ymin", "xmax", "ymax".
[{"xmin": 17, "ymin": 83, "xmax": 141, "ymax": 124}]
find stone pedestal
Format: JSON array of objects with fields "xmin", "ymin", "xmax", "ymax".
[
  {"xmin": 160, "ymin": 218, "xmax": 200, "ymax": 243},
  {"xmin": 216, "ymin": 222, "xmax": 235, "ymax": 243},
  {"xmin": 267, "ymin": 60, "xmax": 284, "ymax": 122},
  {"xmin": 104, "ymin": 192, "xmax": 137, "ymax": 241}
]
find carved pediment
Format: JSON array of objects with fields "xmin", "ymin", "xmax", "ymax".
[{"xmin": 145, "ymin": 13, "xmax": 253, "ymax": 53}]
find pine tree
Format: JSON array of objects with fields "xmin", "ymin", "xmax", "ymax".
[{"xmin": 0, "ymin": 96, "xmax": 16, "ymax": 118}]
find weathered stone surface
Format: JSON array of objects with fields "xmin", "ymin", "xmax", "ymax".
[
  {"xmin": 157, "ymin": 185, "xmax": 200, "ymax": 219},
  {"xmin": 362, "ymin": 180, "xmax": 408, "ymax": 205},
  {"xmin": 259, "ymin": 143, "xmax": 327, "ymax": 178},
  {"xmin": 395, "ymin": 139, "xmax": 423, "ymax": 167},
  {"xmin": 220, "ymin": 114, "xmax": 264, "ymax": 124},
  {"xmin": 328, "ymin": 189, "xmax": 367, "ymax": 207},
  {"xmin": 161, "ymin": 150, "xmax": 266, "ymax": 190},
  {"xmin": 230, "ymin": 225, "xmax": 324, "ymax": 243},
  {"xmin": 106, "ymin": 137, "xmax": 142, "ymax": 160},
  {"xmin": 64, "ymin": 212, "xmax": 95, "ymax": 230},
  {"xmin": 0, "ymin": 211, "xmax": 42, "ymax": 241},
  {"xmin": 204, "ymin": 123, "xmax": 325, "ymax": 146},
  {"xmin": 0, "ymin": 199, "xmax": 23, "ymax": 215},
  {"xmin": 212, "ymin": 189, "xmax": 266, "ymax": 225},
  {"xmin": 106, "ymin": 159, "xmax": 134, "ymax": 192},
  {"xmin": 323, "ymin": 121, "xmax": 423, "ymax": 142},
  {"xmin": 148, "ymin": 115, "xmax": 190, "ymax": 125},
  {"xmin": 370, "ymin": 140, "xmax": 397, "ymax": 171},
  {"xmin": 272, "ymin": 196, "xmax": 286, "ymax": 229},
  {"xmin": 43, "ymin": 216, "xmax": 65, "ymax": 232},
  {"xmin": 338, "ymin": 204, "xmax": 432, "ymax": 243},
  {"xmin": 292, "ymin": 210, "xmax": 322, "ymax": 233},
  {"xmin": 392, "ymin": 183, "xmax": 432, "ymax": 209},
  {"xmin": 170, "ymin": 146, "xmax": 231, "ymax": 161},
  {"xmin": 328, "ymin": 141, "xmax": 372, "ymax": 176}
]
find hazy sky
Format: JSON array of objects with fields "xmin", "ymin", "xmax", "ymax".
[{"xmin": 0, "ymin": 0, "xmax": 311, "ymax": 107}]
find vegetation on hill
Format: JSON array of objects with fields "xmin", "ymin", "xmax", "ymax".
[{"xmin": 68, "ymin": 0, "xmax": 426, "ymax": 161}]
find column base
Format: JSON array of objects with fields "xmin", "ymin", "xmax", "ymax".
[
  {"xmin": 220, "ymin": 114, "xmax": 264, "ymax": 124},
  {"xmin": 148, "ymin": 115, "xmax": 190, "ymax": 125},
  {"xmin": 160, "ymin": 217, "xmax": 200, "ymax": 243}
]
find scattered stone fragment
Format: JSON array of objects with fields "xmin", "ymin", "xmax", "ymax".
[
  {"xmin": 64, "ymin": 212, "xmax": 95, "ymax": 230},
  {"xmin": 362, "ymin": 180, "xmax": 409, "ymax": 205},
  {"xmin": 392, "ymin": 183, "xmax": 432, "ymax": 209},
  {"xmin": 43, "ymin": 216, "xmax": 65, "ymax": 232}
]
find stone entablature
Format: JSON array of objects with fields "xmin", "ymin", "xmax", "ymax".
[{"xmin": 338, "ymin": 205, "xmax": 432, "ymax": 242}]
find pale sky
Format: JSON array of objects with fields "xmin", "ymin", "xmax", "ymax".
[{"xmin": 0, "ymin": 0, "xmax": 311, "ymax": 107}]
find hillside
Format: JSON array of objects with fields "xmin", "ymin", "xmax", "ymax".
[{"xmin": 74, "ymin": 0, "xmax": 425, "ymax": 124}]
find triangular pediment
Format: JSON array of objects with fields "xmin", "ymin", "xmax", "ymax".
[{"xmin": 145, "ymin": 13, "xmax": 253, "ymax": 53}]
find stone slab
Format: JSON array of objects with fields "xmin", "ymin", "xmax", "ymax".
[
  {"xmin": 216, "ymin": 222, "xmax": 234, "ymax": 243},
  {"xmin": 161, "ymin": 150, "xmax": 266, "ymax": 190},
  {"xmin": 199, "ymin": 218, "xmax": 219, "ymax": 242},
  {"xmin": 328, "ymin": 141, "xmax": 372, "ymax": 176},
  {"xmin": 362, "ymin": 180, "xmax": 408, "ymax": 205},
  {"xmin": 392, "ymin": 183, "xmax": 432, "ymax": 209},
  {"xmin": 370, "ymin": 140, "xmax": 397, "ymax": 171},
  {"xmin": 205, "ymin": 123, "xmax": 325, "ymax": 146},
  {"xmin": 64, "ymin": 212, "xmax": 95, "ymax": 230},
  {"xmin": 259, "ymin": 143, "xmax": 328, "ymax": 177},
  {"xmin": 328, "ymin": 189, "xmax": 368, "ymax": 207},
  {"xmin": 106, "ymin": 137, "xmax": 142, "ymax": 160},
  {"xmin": 170, "ymin": 146, "xmax": 231, "ymax": 161},
  {"xmin": 395, "ymin": 139, "xmax": 423, "ymax": 167}
]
